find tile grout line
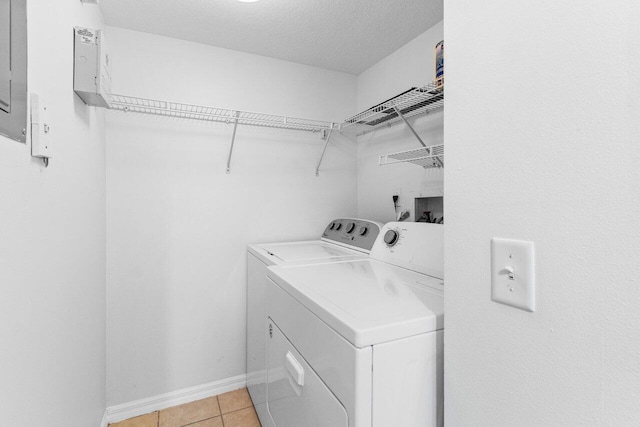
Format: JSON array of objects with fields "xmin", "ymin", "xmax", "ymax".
[
  {"xmin": 218, "ymin": 395, "xmax": 225, "ymax": 427},
  {"xmin": 222, "ymin": 404, "xmax": 254, "ymax": 416},
  {"xmin": 114, "ymin": 389, "xmax": 256, "ymax": 427},
  {"xmin": 216, "ymin": 395, "xmax": 223, "ymax": 418},
  {"xmin": 178, "ymin": 415, "xmax": 223, "ymax": 427},
  {"xmin": 221, "ymin": 406, "xmax": 259, "ymax": 427}
]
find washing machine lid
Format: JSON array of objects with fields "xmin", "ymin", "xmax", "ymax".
[
  {"xmin": 249, "ymin": 240, "xmax": 367, "ymax": 266},
  {"xmin": 267, "ymin": 259, "xmax": 444, "ymax": 348}
]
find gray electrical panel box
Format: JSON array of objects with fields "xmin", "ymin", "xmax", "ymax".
[
  {"xmin": 0, "ymin": 0, "xmax": 10, "ymax": 112},
  {"xmin": 73, "ymin": 27, "xmax": 111, "ymax": 108},
  {"xmin": 0, "ymin": 0, "xmax": 28, "ymax": 143}
]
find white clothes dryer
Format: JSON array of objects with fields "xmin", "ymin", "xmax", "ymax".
[
  {"xmin": 265, "ymin": 222, "xmax": 444, "ymax": 427},
  {"xmin": 247, "ymin": 218, "xmax": 383, "ymax": 426}
]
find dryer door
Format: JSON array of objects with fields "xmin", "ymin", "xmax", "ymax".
[{"xmin": 266, "ymin": 319, "xmax": 348, "ymax": 427}]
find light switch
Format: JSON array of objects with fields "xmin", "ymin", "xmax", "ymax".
[{"xmin": 491, "ymin": 238, "xmax": 535, "ymax": 312}]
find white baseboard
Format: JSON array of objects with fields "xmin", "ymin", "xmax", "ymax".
[
  {"xmin": 99, "ymin": 411, "xmax": 109, "ymax": 427},
  {"xmin": 103, "ymin": 374, "xmax": 247, "ymax": 425}
]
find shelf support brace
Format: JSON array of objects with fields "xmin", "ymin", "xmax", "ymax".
[
  {"xmin": 393, "ymin": 106, "xmax": 443, "ymax": 168},
  {"xmin": 315, "ymin": 126, "xmax": 334, "ymax": 176},
  {"xmin": 226, "ymin": 111, "xmax": 239, "ymax": 174},
  {"xmin": 393, "ymin": 106, "xmax": 427, "ymax": 148}
]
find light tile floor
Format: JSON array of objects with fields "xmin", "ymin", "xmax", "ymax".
[{"xmin": 109, "ymin": 388, "xmax": 260, "ymax": 427}]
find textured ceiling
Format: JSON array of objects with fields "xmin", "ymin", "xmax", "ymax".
[{"xmin": 100, "ymin": 0, "xmax": 443, "ymax": 75}]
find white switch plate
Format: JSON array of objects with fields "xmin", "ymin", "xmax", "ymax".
[
  {"xmin": 491, "ymin": 238, "xmax": 535, "ymax": 312},
  {"xmin": 30, "ymin": 94, "xmax": 52, "ymax": 159}
]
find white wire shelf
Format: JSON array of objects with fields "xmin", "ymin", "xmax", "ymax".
[
  {"xmin": 379, "ymin": 144, "xmax": 444, "ymax": 169},
  {"xmin": 108, "ymin": 94, "xmax": 336, "ymax": 133},
  {"xmin": 341, "ymin": 82, "xmax": 444, "ymax": 136}
]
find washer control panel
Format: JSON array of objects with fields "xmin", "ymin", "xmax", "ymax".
[
  {"xmin": 370, "ymin": 222, "xmax": 444, "ymax": 279},
  {"xmin": 321, "ymin": 218, "xmax": 383, "ymax": 252}
]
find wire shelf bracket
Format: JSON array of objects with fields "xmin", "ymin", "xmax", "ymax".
[
  {"xmin": 226, "ymin": 111, "xmax": 239, "ymax": 174},
  {"xmin": 391, "ymin": 104, "xmax": 443, "ymax": 168},
  {"xmin": 315, "ymin": 125, "xmax": 335, "ymax": 176},
  {"xmin": 393, "ymin": 106, "xmax": 427, "ymax": 148},
  {"xmin": 339, "ymin": 82, "xmax": 444, "ymax": 169},
  {"xmin": 340, "ymin": 82, "xmax": 443, "ymax": 137},
  {"xmin": 107, "ymin": 94, "xmax": 338, "ymax": 174}
]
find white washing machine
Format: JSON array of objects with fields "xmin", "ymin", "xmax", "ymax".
[
  {"xmin": 247, "ymin": 218, "xmax": 383, "ymax": 427},
  {"xmin": 265, "ymin": 222, "xmax": 444, "ymax": 427}
]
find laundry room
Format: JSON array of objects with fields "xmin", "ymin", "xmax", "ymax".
[{"xmin": 1, "ymin": 0, "xmax": 639, "ymax": 427}]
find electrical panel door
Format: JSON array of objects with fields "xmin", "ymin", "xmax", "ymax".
[
  {"xmin": 0, "ymin": 0, "xmax": 12, "ymax": 113},
  {"xmin": 0, "ymin": 0, "xmax": 27, "ymax": 143}
]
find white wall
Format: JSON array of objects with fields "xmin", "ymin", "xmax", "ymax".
[
  {"xmin": 356, "ymin": 21, "xmax": 444, "ymax": 223},
  {"xmin": 0, "ymin": 2, "xmax": 106, "ymax": 426},
  {"xmin": 444, "ymin": 1, "xmax": 640, "ymax": 425},
  {"xmin": 105, "ymin": 27, "xmax": 358, "ymax": 406}
]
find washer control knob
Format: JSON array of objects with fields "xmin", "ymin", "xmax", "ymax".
[
  {"xmin": 346, "ymin": 223, "xmax": 356, "ymax": 234},
  {"xmin": 335, "ymin": 222, "xmax": 342, "ymax": 231},
  {"xmin": 359, "ymin": 226, "xmax": 368, "ymax": 236},
  {"xmin": 384, "ymin": 230, "xmax": 399, "ymax": 246}
]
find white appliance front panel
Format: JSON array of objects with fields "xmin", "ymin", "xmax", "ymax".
[
  {"xmin": 268, "ymin": 259, "xmax": 443, "ymax": 348},
  {"xmin": 266, "ymin": 278, "xmax": 372, "ymax": 427},
  {"xmin": 372, "ymin": 331, "xmax": 444, "ymax": 427},
  {"xmin": 246, "ymin": 253, "xmax": 272, "ymax": 426},
  {"xmin": 266, "ymin": 274, "xmax": 444, "ymax": 427},
  {"xmin": 247, "ymin": 245, "xmax": 369, "ymax": 427},
  {"xmin": 266, "ymin": 320, "xmax": 349, "ymax": 427}
]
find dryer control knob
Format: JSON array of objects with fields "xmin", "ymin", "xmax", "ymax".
[
  {"xmin": 359, "ymin": 226, "xmax": 368, "ymax": 236},
  {"xmin": 384, "ymin": 230, "xmax": 399, "ymax": 246},
  {"xmin": 329, "ymin": 222, "xmax": 336, "ymax": 230},
  {"xmin": 346, "ymin": 223, "xmax": 356, "ymax": 233},
  {"xmin": 335, "ymin": 223, "xmax": 342, "ymax": 230}
]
